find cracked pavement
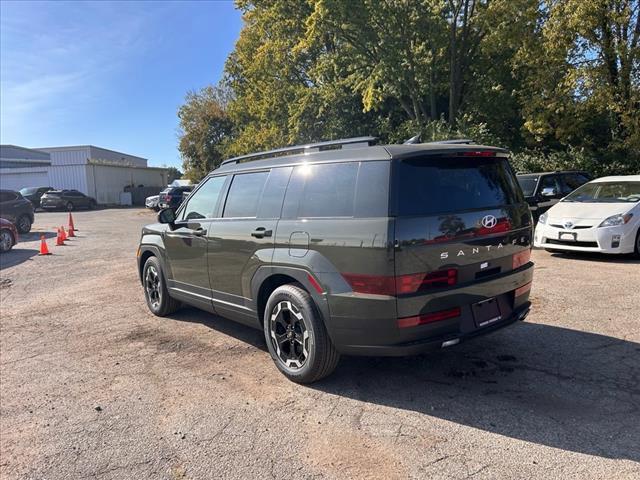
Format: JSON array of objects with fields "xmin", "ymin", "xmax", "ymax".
[{"xmin": 1, "ymin": 208, "xmax": 639, "ymax": 479}]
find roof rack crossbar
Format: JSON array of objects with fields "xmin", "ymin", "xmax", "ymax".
[{"xmin": 220, "ymin": 136, "xmax": 378, "ymax": 166}]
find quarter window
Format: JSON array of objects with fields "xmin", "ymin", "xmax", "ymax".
[
  {"xmin": 223, "ymin": 171, "xmax": 269, "ymax": 218},
  {"xmin": 180, "ymin": 176, "xmax": 226, "ymax": 220},
  {"xmin": 298, "ymin": 163, "xmax": 358, "ymax": 217}
]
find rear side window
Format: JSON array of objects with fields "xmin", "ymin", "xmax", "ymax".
[
  {"xmin": 223, "ymin": 171, "xmax": 269, "ymax": 218},
  {"xmin": 395, "ymin": 157, "xmax": 523, "ymax": 216},
  {"xmin": 282, "ymin": 161, "xmax": 389, "ymax": 219},
  {"xmin": 0, "ymin": 191, "xmax": 18, "ymax": 202}
]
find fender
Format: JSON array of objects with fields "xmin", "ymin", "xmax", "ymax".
[
  {"xmin": 250, "ymin": 265, "xmax": 335, "ymax": 340},
  {"xmin": 137, "ymin": 234, "xmax": 172, "ymax": 283}
]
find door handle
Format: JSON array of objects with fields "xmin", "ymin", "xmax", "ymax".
[
  {"xmin": 251, "ymin": 227, "xmax": 272, "ymax": 238},
  {"xmin": 192, "ymin": 228, "xmax": 207, "ymax": 237}
]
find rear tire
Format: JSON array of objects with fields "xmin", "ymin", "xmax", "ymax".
[
  {"xmin": 264, "ymin": 284, "xmax": 340, "ymax": 384},
  {"xmin": 143, "ymin": 256, "xmax": 180, "ymax": 316},
  {"xmin": 0, "ymin": 229, "xmax": 14, "ymax": 252},
  {"xmin": 16, "ymin": 215, "xmax": 31, "ymax": 234}
]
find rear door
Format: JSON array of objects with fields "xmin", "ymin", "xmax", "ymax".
[
  {"xmin": 207, "ymin": 167, "xmax": 291, "ymax": 321},
  {"xmin": 392, "ymin": 154, "xmax": 532, "ymax": 319},
  {"xmin": 163, "ymin": 175, "xmax": 228, "ymax": 310}
]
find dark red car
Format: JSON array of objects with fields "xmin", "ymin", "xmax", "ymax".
[{"xmin": 0, "ymin": 218, "xmax": 18, "ymax": 253}]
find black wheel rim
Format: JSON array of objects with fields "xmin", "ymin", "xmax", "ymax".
[
  {"xmin": 66, "ymin": 203, "xmax": 73, "ymax": 211},
  {"xmin": 18, "ymin": 217, "xmax": 29, "ymax": 232},
  {"xmin": 145, "ymin": 265, "xmax": 162, "ymax": 310},
  {"xmin": 269, "ymin": 300, "xmax": 309, "ymax": 369},
  {"xmin": 0, "ymin": 231, "xmax": 11, "ymax": 251}
]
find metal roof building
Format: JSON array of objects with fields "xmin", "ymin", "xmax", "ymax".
[{"xmin": 1, "ymin": 144, "xmax": 168, "ymax": 205}]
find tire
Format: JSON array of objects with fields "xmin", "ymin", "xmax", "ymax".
[
  {"xmin": 66, "ymin": 202, "xmax": 74, "ymax": 212},
  {"xmin": 16, "ymin": 215, "xmax": 32, "ymax": 234},
  {"xmin": 263, "ymin": 284, "xmax": 340, "ymax": 384},
  {"xmin": 142, "ymin": 256, "xmax": 181, "ymax": 316},
  {"xmin": 89, "ymin": 200, "xmax": 96, "ymax": 210},
  {"xmin": 544, "ymin": 248, "xmax": 562, "ymax": 254},
  {"xmin": 634, "ymin": 228, "xmax": 640, "ymax": 258},
  {"xmin": 0, "ymin": 229, "xmax": 13, "ymax": 252}
]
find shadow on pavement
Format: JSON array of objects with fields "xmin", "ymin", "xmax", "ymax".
[
  {"xmin": 312, "ymin": 322, "xmax": 640, "ymax": 462},
  {"xmin": 0, "ymin": 248, "xmax": 39, "ymax": 269},
  {"xmin": 168, "ymin": 305, "xmax": 639, "ymax": 461}
]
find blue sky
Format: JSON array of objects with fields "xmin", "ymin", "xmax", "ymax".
[{"xmin": 0, "ymin": 0, "xmax": 242, "ymax": 168}]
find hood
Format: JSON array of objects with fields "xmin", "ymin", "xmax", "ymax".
[{"xmin": 547, "ymin": 201, "xmax": 636, "ymax": 221}]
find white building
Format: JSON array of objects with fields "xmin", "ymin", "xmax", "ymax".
[
  {"xmin": 0, "ymin": 145, "xmax": 52, "ymax": 191},
  {"xmin": 0, "ymin": 144, "xmax": 168, "ymax": 205}
]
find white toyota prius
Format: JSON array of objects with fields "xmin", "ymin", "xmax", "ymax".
[{"xmin": 534, "ymin": 175, "xmax": 640, "ymax": 256}]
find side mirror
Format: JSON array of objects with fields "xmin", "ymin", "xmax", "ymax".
[
  {"xmin": 158, "ymin": 208, "xmax": 176, "ymax": 226},
  {"xmin": 541, "ymin": 187, "xmax": 557, "ymax": 197}
]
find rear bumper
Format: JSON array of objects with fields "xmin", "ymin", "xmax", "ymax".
[
  {"xmin": 327, "ymin": 264, "xmax": 534, "ymax": 356},
  {"xmin": 337, "ymin": 302, "xmax": 530, "ymax": 356}
]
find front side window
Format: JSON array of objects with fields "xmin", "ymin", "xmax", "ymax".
[
  {"xmin": 223, "ymin": 171, "xmax": 269, "ymax": 218},
  {"xmin": 0, "ymin": 191, "xmax": 17, "ymax": 202},
  {"xmin": 517, "ymin": 176, "xmax": 538, "ymax": 196},
  {"xmin": 180, "ymin": 176, "xmax": 226, "ymax": 220}
]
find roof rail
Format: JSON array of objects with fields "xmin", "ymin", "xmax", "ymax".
[
  {"xmin": 425, "ymin": 139, "xmax": 475, "ymax": 145},
  {"xmin": 220, "ymin": 136, "xmax": 378, "ymax": 166}
]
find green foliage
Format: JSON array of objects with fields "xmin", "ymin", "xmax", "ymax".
[
  {"xmin": 165, "ymin": 166, "xmax": 182, "ymax": 183},
  {"xmin": 177, "ymin": 85, "xmax": 233, "ymax": 182},
  {"xmin": 176, "ymin": 0, "xmax": 639, "ymax": 177}
]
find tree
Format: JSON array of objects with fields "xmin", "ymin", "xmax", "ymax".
[
  {"xmin": 166, "ymin": 166, "xmax": 182, "ymax": 183},
  {"xmin": 177, "ymin": 85, "xmax": 233, "ymax": 182}
]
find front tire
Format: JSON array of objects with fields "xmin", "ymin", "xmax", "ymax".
[
  {"xmin": 66, "ymin": 202, "xmax": 74, "ymax": 212},
  {"xmin": 634, "ymin": 228, "xmax": 640, "ymax": 258},
  {"xmin": 264, "ymin": 284, "xmax": 340, "ymax": 384},
  {"xmin": 16, "ymin": 215, "xmax": 31, "ymax": 234},
  {"xmin": 143, "ymin": 256, "xmax": 180, "ymax": 316},
  {"xmin": 0, "ymin": 229, "xmax": 14, "ymax": 252}
]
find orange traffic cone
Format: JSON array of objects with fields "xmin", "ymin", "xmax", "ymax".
[
  {"xmin": 68, "ymin": 223, "xmax": 75, "ymax": 238},
  {"xmin": 56, "ymin": 228, "xmax": 65, "ymax": 246},
  {"xmin": 60, "ymin": 226, "xmax": 67, "ymax": 241},
  {"xmin": 39, "ymin": 235, "xmax": 51, "ymax": 255},
  {"xmin": 68, "ymin": 213, "xmax": 76, "ymax": 232}
]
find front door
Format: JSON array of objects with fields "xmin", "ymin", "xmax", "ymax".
[
  {"xmin": 163, "ymin": 175, "xmax": 228, "ymax": 310},
  {"xmin": 207, "ymin": 167, "xmax": 291, "ymax": 323}
]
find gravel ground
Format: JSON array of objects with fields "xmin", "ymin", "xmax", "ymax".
[{"xmin": 1, "ymin": 208, "xmax": 639, "ymax": 480}]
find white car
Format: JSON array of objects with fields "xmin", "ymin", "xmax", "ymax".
[
  {"xmin": 534, "ymin": 175, "xmax": 640, "ymax": 255},
  {"xmin": 145, "ymin": 195, "xmax": 159, "ymax": 211}
]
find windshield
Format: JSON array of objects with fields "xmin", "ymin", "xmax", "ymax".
[
  {"xmin": 563, "ymin": 181, "xmax": 640, "ymax": 203},
  {"xmin": 396, "ymin": 157, "xmax": 523, "ymax": 216},
  {"xmin": 19, "ymin": 187, "xmax": 38, "ymax": 195},
  {"xmin": 517, "ymin": 176, "xmax": 538, "ymax": 196}
]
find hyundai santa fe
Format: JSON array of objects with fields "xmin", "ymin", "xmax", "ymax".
[{"xmin": 137, "ymin": 137, "xmax": 534, "ymax": 383}]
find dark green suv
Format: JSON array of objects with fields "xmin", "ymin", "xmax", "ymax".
[{"xmin": 137, "ymin": 137, "xmax": 534, "ymax": 383}]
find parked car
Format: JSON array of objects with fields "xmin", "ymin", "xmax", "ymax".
[
  {"xmin": 137, "ymin": 137, "xmax": 534, "ymax": 383},
  {"xmin": 19, "ymin": 186, "xmax": 54, "ymax": 209},
  {"xmin": 0, "ymin": 189, "xmax": 34, "ymax": 233},
  {"xmin": 145, "ymin": 195, "xmax": 160, "ymax": 211},
  {"xmin": 534, "ymin": 175, "xmax": 640, "ymax": 255},
  {"xmin": 517, "ymin": 171, "xmax": 591, "ymax": 221},
  {"xmin": 40, "ymin": 190, "xmax": 97, "ymax": 211},
  {"xmin": 0, "ymin": 218, "xmax": 18, "ymax": 253},
  {"xmin": 157, "ymin": 186, "xmax": 193, "ymax": 210}
]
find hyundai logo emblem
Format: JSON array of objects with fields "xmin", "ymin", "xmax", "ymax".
[{"xmin": 481, "ymin": 215, "xmax": 498, "ymax": 229}]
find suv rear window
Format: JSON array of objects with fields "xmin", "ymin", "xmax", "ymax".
[{"xmin": 395, "ymin": 157, "xmax": 522, "ymax": 216}]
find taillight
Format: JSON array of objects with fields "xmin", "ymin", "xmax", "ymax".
[
  {"xmin": 398, "ymin": 307, "xmax": 462, "ymax": 328},
  {"xmin": 342, "ymin": 269, "xmax": 458, "ymax": 296},
  {"xmin": 512, "ymin": 249, "xmax": 531, "ymax": 269},
  {"xmin": 515, "ymin": 282, "xmax": 532, "ymax": 297},
  {"xmin": 165, "ymin": 195, "xmax": 172, "ymax": 201}
]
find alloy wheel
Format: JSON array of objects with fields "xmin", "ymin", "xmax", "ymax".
[
  {"xmin": 0, "ymin": 231, "xmax": 11, "ymax": 252},
  {"xmin": 145, "ymin": 265, "xmax": 162, "ymax": 310},
  {"xmin": 269, "ymin": 300, "xmax": 310, "ymax": 369}
]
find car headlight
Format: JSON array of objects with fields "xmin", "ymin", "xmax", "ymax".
[
  {"xmin": 538, "ymin": 212, "xmax": 547, "ymax": 225},
  {"xmin": 598, "ymin": 213, "xmax": 633, "ymax": 227}
]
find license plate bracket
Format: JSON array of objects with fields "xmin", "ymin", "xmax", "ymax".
[{"xmin": 472, "ymin": 297, "xmax": 502, "ymax": 328}]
